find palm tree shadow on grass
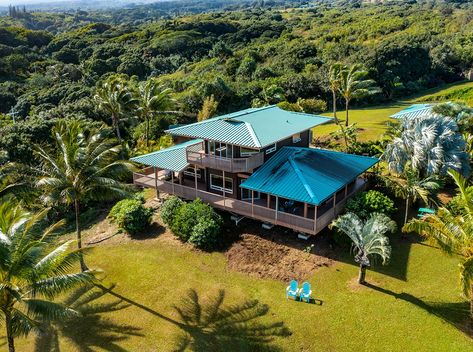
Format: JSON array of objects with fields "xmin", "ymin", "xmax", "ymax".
[
  {"xmin": 34, "ymin": 283, "xmax": 143, "ymax": 352},
  {"xmin": 172, "ymin": 289, "xmax": 291, "ymax": 352},
  {"xmin": 365, "ymin": 283, "xmax": 472, "ymax": 338}
]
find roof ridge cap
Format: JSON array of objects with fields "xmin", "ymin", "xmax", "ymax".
[
  {"xmin": 165, "ymin": 115, "xmax": 223, "ymax": 133},
  {"xmin": 287, "ymin": 152, "xmax": 319, "ymax": 204},
  {"xmin": 244, "ymin": 122, "xmax": 262, "ymax": 148},
  {"xmin": 227, "ymin": 105, "xmax": 276, "ymax": 121}
]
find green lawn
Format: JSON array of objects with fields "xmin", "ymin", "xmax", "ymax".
[
  {"xmin": 16, "ymin": 226, "xmax": 473, "ymax": 351},
  {"xmin": 313, "ymin": 81, "xmax": 473, "ymax": 142}
]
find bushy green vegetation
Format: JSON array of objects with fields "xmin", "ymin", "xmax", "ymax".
[
  {"xmin": 109, "ymin": 197, "xmax": 153, "ymax": 235},
  {"xmin": 162, "ymin": 197, "xmax": 223, "ymax": 250},
  {"xmin": 1, "ymin": 1, "xmax": 473, "ymax": 153},
  {"xmin": 345, "ymin": 190, "xmax": 396, "ymax": 219}
]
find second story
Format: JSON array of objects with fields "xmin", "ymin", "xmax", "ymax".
[{"xmin": 166, "ymin": 105, "xmax": 331, "ymax": 173}]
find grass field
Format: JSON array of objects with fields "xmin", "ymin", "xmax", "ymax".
[
  {"xmin": 313, "ymin": 80, "xmax": 473, "ymax": 142},
  {"xmin": 16, "ymin": 219, "xmax": 473, "ymax": 351}
]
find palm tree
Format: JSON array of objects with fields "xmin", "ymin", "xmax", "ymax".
[
  {"xmin": 94, "ymin": 77, "xmax": 138, "ymax": 141},
  {"xmin": 383, "ymin": 114, "xmax": 470, "ymax": 178},
  {"xmin": 136, "ymin": 79, "xmax": 174, "ymax": 147},
  {"xmin": 330, "ymin": 212, "xmax": 396, "ymax": 284},
  {"xmin": 0, "ymin": 201, "xmax": 94, "ymax": 352},
  {"xmin": 328, "ymin": 63, "xmax": 342, "ymax": 125},
  {"xmin": 403, "ymin": 170, "xmax": 473, "ymax": 318},
  {"xmin": 33, "ymin": 120, "xmax": 133, "ymax": 271},
  {"xmin": 338, "ymin": 64, "xmax": 380, "ymax": 126},
  {"xmin": 383, "ymin": 168, "xmax": 441, "ymax": 224}
]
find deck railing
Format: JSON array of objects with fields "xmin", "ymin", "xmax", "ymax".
[
  {"xmin": 186, "ymin": 149, "xmax": 264, "ymax": 173},
  {"xmin": 133, "ymin": 172, "xmax": 366, "ymax": 235}
]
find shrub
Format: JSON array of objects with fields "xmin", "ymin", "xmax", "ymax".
[
  {"xmin": 188, "ymin": 218, "xmax": 221, "ymax": 250},
  {"xmin": 160, "ymin": 196, "xmax": 184, "ymax": 225},
  {"xmin": 297, "ymin": 98, "xmax": 327, "ymax": 114},
  {"xmin": 171, "ymin": 199, "xmax": 222, "ymax": 243},
  {"xmin": 345, "ymin": 190, "xmax": 396, "ymax": 219},
  {"xmin": 109, "ymin": 198, "xmax": 153, "ymax": 235},
  {"xmin": 277, "ymin": 101, "xmax": 302, "ymax": 112}
]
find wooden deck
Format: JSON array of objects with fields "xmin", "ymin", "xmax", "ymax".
[{"xmin": 133, "ymin": 171, "xmax": 366, "ymax": 235}]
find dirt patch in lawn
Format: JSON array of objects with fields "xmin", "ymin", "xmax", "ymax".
[{"xmin": 225, "ymin": 224, "xmax": 335, "ymax": 282}]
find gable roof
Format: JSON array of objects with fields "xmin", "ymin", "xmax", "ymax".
[
  {"xmin": 390, "ymin": 104, "xmax": 433, "ymax": 119},
  {"xmin": 130, "ymin": 139, "xmax": 202, "ymax": 172},
  {"xmin": 240, "ymin": 147, "xmax": 378, "ymax": 205},
  {"xmin": 166, "ymin": 105, "xmax": 331, "ymax": 148}
]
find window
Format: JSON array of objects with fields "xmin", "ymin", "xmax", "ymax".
[
  {"xmin": 292, "ymin": 133, "xmax": 301, "ymax": 143},
  {"xmin": 208, "ymin": 141, "xmax": 231, "ymax": 158},
  {"xmin": 183, "ymin": 167, "xmax": 201, "ymax": 179},
  {"xmin": 210, "ymin": 174, "xmax": 233, "ymax": 194},
  {"xmin": 240, "ymin": 147, "xmax": 258, "ymax": 156},
  {"xmin": 265, "ymin": 144, "xmax": 277, "ymax": 155}
]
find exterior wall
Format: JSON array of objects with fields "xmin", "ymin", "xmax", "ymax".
[{"xmin": 262, "ymin": 129, "xmax": 310, "ymax": 161}]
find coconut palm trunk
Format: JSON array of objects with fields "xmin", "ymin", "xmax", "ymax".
[
  {"xmin": 145, "ymin": 115, "xmax": 150, "ymax": 148},
  {"xmin": 345, "ymin": 99, "xmax": 350, "ymax": 127},
  {"xmin": 404, "ymin": 197, "xmax": 409, "ymax": 225},
  {"xmin": 112, "ymin": 113, "xmax": 122, "ymax": 142},
  {"xmin": 5, "ymin": 310, "xmax": 14, "ymax": 352},
  {"xmin": 332, "ymin": 90, "xmax": 339, "ymax": 125},
  {"xmin": 74, "ymin": 199, "xmax": 88, "ymax": 272}
]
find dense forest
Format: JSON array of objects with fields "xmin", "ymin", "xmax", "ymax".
[{"xmin": 1, "ymin": 0, "xmax": 473, "ymax": 163}]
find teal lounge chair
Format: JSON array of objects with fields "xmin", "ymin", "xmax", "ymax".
[
  {"xmin": 299, "ymin": 282, "xmax": 312, "ymax": 303},
  {"xmin": 286, "ymin": 280, "xmax": 298, "ymax": 300}
]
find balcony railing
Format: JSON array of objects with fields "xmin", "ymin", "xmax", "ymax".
[
  {"xmin": 133, "ymin": 171, "xmax": 367, "ymax": 235},
  {"xmin": 186, "ymin": 149, "xmax": 264, "ymax": 173}
]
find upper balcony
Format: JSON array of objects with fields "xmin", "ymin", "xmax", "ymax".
[{"xmin": 186, "ymin": 141, "xmax": 264, "ymax": 173}]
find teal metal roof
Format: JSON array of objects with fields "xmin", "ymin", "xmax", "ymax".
[
  {"xmin": 166, "ymin": 106, "xmax": 331, "ymax": 148},
  {"xmin": 130, "ymin": 139, "xmax": 202, "ymax": 172},
  {"xmin": 390, "ymin": 104, "xmax": 433, "ymax": 119},
  {"xmin": 240, "ymin": 147, "xmax": 378, "ymax": 205}
]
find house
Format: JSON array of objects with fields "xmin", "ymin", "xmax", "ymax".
[
  {"xmin": 131, "ymin": 105, "xmax": 378, "ymax": 236},
  {"xmin": 390, "ymin": 104, "xmax": 433, "ymax": 120}
]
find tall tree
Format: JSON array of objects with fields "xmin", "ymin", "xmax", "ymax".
[
  {"xmin": 0, "ymin": 201, "xmax": 94, "ymax": 352},
  {"xmin": 403, "ymin": 170, "xmax": 473, "ymax": 318},
  {"xmin": 328, "ymin": 63, "xmax": 342, "ymax": 125},
  {"xmin": 136, "ymin": 79, "xmax": 174, "ymax": 147},
  {"xmin": 94, "ymin": 77, "xmax": 137, "ymax": 141},
  {"xmin": 384, "ymin": 168, "xmax": 441, "ymax": 224},
  {"xmin": 338, "ymin": 64, "xmax": 379, "ymax": 126},
  {"xmin": 330, "ymin": 212, "xmax": 395, "ymax": 284},
  {"xmin": 32, "ymin": 120, "xmax": 133, "ymax": 271},
  {"xmin": 197, "ymin": 95, "xmax": 219, "ymax": 122}
]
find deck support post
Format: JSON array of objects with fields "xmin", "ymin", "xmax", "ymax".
[
  {"xmin": 171, "ymin": 172, "xmax": 175, "ymax": 194},
  {"xmin": 304, "ymin": 203, "xmax": 308, "ymax": 218},
  {"xmin": 313, "ymin": 206, "xmax": 318, "ymax": 233},
  {"xmin": 267, "ymin": 194, "xmax": 271, "ymax": 208},
  {"xmin": 154, "ymin": 167, "xmax": 159, "ymax": 200},
  {"xmin": 222, "ymin": 170, "xmax": 226, "ymax": 209},
  {"xmin": 333, "ymin": 195, "xmax": 336, "ymax": 217},
  {"xmin": 275, "ymin": 196, "xmax": 279, "ymax": 223},
  {"xmin": 251, "ymin": 190, "xmax": 254, "ymax": 217},
  {"xmin": 194, "ymin": 164, "xmax": 198, "ymax": 198}
]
